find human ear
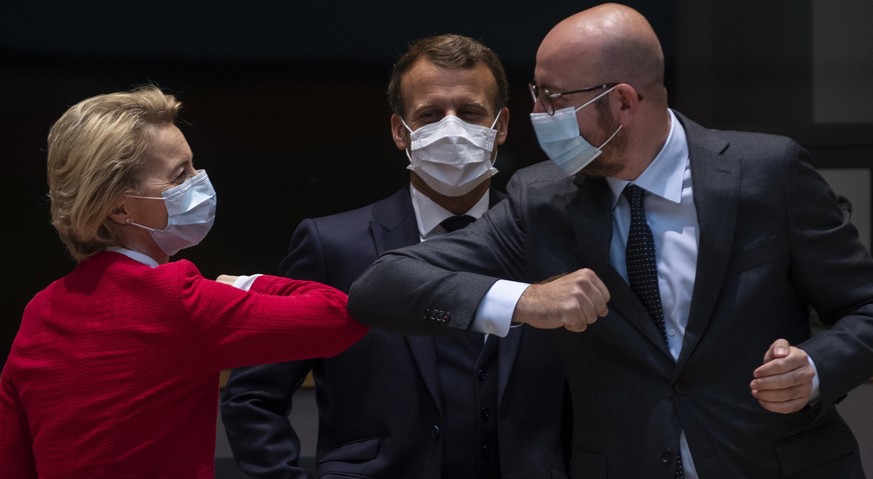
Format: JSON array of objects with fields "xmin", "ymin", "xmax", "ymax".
[
  {"xmin": 390, "ymin": 114, "xmax": 410, "ymax": 151},
  {"xmin": 494, "ymin": 107, "xmax": 510, "ymax": 146},
  {"xmin": 108, "ymin": 198, "xmax": 130, "ymax": 225}
]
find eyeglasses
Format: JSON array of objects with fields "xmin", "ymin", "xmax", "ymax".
[{"xmin": 529, "ymin": 82, "xmax": 618, "ymax": 115}]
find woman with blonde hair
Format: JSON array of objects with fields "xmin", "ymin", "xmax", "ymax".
[{"xmin": 0, "ymin": 85, "xmax": 366, "ymax": 478}]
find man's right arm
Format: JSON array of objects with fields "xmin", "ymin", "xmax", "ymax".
[
  {"xmin": 220, "ymin": 219, "xmax": 326, "ymax": 479},
  {"xmin": 348, "ymin": 193, "xmax": 609, "ymax": 336}
]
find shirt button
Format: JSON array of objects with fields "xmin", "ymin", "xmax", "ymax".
[{"xmin": 667, "ymin": 328, "xmax": 676, "ymax": 337}]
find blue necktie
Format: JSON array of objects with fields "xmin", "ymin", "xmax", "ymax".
[
  {"xmin": 623, "ymin": 184, "xmax": 684, "ymax": 478},
  {"xmin": 623, "ymin": 184, "xmax": 669, "ymax": 345}
]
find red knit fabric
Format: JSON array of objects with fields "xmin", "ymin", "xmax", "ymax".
[{"xmin": 0, "ymin": 251, "xmax": 366, "ymax": 478}]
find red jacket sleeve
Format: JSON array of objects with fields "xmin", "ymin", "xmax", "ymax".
[
  {"xmin": 0, "ymin": 371, "xmax": 37, "ymax": 478},
  {"xmin": 170, "ymin": 261, "xmax": 367, "ymax": 370}
]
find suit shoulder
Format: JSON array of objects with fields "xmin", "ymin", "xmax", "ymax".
[
  {"xmin": 511, "ymin": 160, "xmax": 569, "ymax": 186},
  {"xmin": 678, "ymin": 111, "xmax": 801, "ymax": 159},
  {"xmin": 307, "ymin": 189, "xmax": 407, "ymax": 228}
]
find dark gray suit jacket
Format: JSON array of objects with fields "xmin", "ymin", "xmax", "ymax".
[
  {"xmin": 221, "ymin": 187, "xmax": 570, "ymax": 479},
  {"xmin": 349, "ymin": 113, "xmax": 873, "ymax": 479}
]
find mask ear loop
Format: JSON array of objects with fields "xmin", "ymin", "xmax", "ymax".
[
  {"xmin": 489, "ymin": 111, "xmax": 501, "ymax": 129},
  {"xmin": 574, "ymin": 85, "xmax": 618, "ymax": 112},
  {"xmin": 399, "ymin": 117, "xmax": 415, "ymax": 134},
  {"xmin": 597, "ymin": 124, "xmax": 622, "ymax": 149},
  {"xmin": 398, "ymin": 117, "xmax": 416, "ymax": 164},
  {"xmin": 122, "ymin": 194, "xmax": 167, "ymax": 232}
]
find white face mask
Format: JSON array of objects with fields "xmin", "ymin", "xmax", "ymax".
[
  {"xmin": 402, "ymin": 114, "xmax": 499, "ymax": 197},
  {"xmin": 127, "ymin": 170, "xmax": 217, "ymax": 256},
  {"xmin": 529, "ymin": 86, "xmax": 621, "ymax": 176}
]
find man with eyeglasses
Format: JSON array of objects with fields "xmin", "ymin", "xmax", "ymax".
[
  {"xmin": 349, "ymin": 4, "xmax": 873, "ymax": 478},
  {"xmin": 220, "ymin": 34, "xmax": 570, "ymax": 479}
]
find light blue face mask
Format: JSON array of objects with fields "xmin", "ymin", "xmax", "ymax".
[
  {"xmin": 529, "ymin": 86, "xmax": 621, "ymax": 176},
  {"xmin": 127, "ymin": 170, "xmax": 217, "ymax": 256}
]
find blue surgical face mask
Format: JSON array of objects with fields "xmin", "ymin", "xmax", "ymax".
[
  {"xmin": 127, "ymin": 170, "xmax": 217, "ymax": 256},
  {"xmin": 529, "ymin": 86, "xmax": 621, "ymax": 176}
]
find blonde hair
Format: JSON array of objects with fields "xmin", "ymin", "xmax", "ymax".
[{"xmin": 46, "ymin": 85, "xmax": 182, "ymax": 261}]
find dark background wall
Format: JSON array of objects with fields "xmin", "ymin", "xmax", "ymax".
[{"xmin": 2, "ymin": 0, "xmax": 871, "ymax": 365}]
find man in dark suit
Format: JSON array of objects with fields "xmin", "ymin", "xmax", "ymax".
[
  {"xmin": 220, "ymin": 34, "xmax": 569, "ymax": 479},
  {"xmin": 348, "ymin": 5, "xmax": 873, "ymax": 479}
]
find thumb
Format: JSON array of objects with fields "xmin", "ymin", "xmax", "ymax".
[{"xmin": 763, "ymin": 338, "xmax": 791, "ymax": 363}]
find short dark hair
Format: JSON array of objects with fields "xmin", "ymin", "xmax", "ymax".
[{"xmin": 387, "ymin": 34, "xmax": 509, "ymax": 119}]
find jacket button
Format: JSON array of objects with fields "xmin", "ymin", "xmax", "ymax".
[
  {"xmin": 480, "ymin": 407, "xmax": 491, "ymax": 420},
  {"xmin": 661, "ymin": 449, "xmax": 673, "ymax": 463},
  {"xmin": 477, "ymin": 369, "xmax": 489, "ymax": 381},
  {"xmin": 430, "ymin": 425, "xmax": 440, "ymax": 439},
  {"xmin": 672, "ymin": 380, "xmax": 688, "ymax": 395}
]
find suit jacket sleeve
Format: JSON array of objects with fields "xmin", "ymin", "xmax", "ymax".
[
  {"xmin": 0, "ymin": 368, "xmax": 37, "ymax": 478},
  {"xmin": 348, "ymin": 182, "xmax": 527, "ymax": 335},
  {"xmin": 777, "ymin": 145, "xmax": 873, "ymax": 409},
  {"xmin": 220, "ymin": 219, "xmax": 330, "ymax": 479}
]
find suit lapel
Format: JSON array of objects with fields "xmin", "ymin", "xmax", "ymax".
[
  {"xmin": 568, "ymin": 175, "xmax": 674, "ymax": 355},
  {"xmin": 370, "ymin": 187, "xmax": 420, "ymax": 254},
  {"xmin": 676, "ymin": 115, "xmax": 740, "ymax": 368}
]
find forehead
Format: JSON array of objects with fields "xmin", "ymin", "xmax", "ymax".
[
  {"xmin": 400, "ymin": 59, "xmax": 497, "ymax": 111},
  {"xmin": 142, "ymin": 124, "xmax": 192, "ymax": 173},
  {"xmin": 534, "ymin": 36, "xmax": 595, "ymax": 90}
]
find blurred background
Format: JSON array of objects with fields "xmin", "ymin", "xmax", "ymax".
[{"xmin": 1, "ymin": 0, "xmax": 871, "ymax": 473}]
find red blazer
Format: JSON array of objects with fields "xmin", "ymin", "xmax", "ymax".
[{"xmin": 0, "ymin": 251, "xmax": 366, "ymax": 478}]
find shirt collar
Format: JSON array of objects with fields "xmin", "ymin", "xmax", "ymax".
[
  {"xmin": 606, "ymin": 109, "xmax": 689, "ymax": 208},
  {"xmin": 410, "ymin": 185, "xmax": 490, "ymax": 239},
  {"xmin": 106, "ymin": 246, "xmax": 160, "ymax": 268}
]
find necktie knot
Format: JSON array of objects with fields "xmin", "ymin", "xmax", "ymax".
[
  {"xmin": 440, "ymin": 215, "xmax": 476, "ymax": 233},
  {"xmin": 623, "ymin": 183, "xmax": 646, "ymax": 213}
]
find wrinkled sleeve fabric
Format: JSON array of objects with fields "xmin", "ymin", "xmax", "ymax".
[{"xmin": 169, "ymin": 259, "xmax": 366, "ymax": 371}]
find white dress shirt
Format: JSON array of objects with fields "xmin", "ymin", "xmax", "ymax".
[{"xmin": 410, "ymin": 184, "xmax": 490, "ymax": 241}]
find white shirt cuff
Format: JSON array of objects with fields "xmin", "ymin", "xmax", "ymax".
[
  {"xmin": 807, "ymin": 354, "xmax": 821, "ymax": 405},
  {"xmin": 471, "ymin": 280, "xmax": 530, "ymax": 337},
  {"xmin": 232, "ymin": 274, "xmax": 262, "ymax": 291}
]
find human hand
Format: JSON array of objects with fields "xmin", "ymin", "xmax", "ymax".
[
  {"xmin": 511, "ymin": 268, "xmax": 610, "ymax": 332},
  {"xmin": 216, "ymin": 274, "xmax": 239, "ymax": 286},
  {"xmin": 750, "ymin": 338, "xmax": 816, "ymax": 414}
]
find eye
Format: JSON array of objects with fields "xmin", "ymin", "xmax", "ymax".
[
  {"xmin": 459, "ymin": 109, "xmax": 488, "ymax": 123},
  {"xmin": 416, "ymin": 110, "xmax": 442, "ymax": 124},
  {"xmin": 172, "ymin": 170, "xmax": 191, "ymax": 185}
]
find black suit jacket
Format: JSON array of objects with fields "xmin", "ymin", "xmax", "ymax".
[
  {"xmin": 221, "ymin": 186, "xmax": 570, "ymax": 479},
  {"xmin": 349, "ymin": 114, "xmax": 873, "ymax": 479}
]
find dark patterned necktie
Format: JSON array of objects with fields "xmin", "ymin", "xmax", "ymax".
[
  {"xmin": 623, "ymin": 184, "xmax": 684, "ymax": 478},
  {"xmin": 440, "ymin": 215, "xmax": 476, "ymax": 233},
  {"xmin": 623, "ymin": 184, "xmax": 668, "ymax": 345}
]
